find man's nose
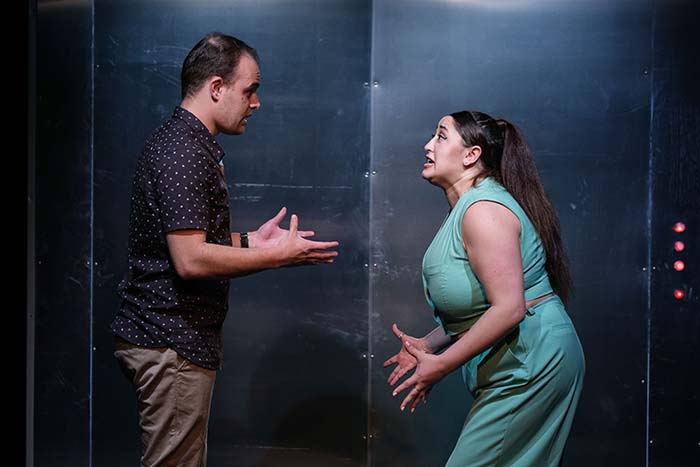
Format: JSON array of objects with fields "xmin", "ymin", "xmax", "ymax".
[{"xmin": 250, "ymin": 93, "xmax": 261, "ymax": 110}]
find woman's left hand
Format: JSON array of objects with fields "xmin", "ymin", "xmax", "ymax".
[{"xmin": 392, "ymin": 341, "xmax": 450, "ymax": 413}]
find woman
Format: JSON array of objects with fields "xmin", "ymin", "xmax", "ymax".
[{"xmin": 384, "ymin": 110, "xmax": 585, "ymax": 466}]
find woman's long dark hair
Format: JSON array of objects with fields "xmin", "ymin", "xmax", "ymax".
[{"xmin": 450, "ymin": 110, "xmax": 573, "ymax": 305}]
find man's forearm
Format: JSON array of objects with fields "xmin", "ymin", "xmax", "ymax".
[
  {"xmin": 171, "ymin": 239, "xmax": 283, "ymax": 280},
  {"xmin": 191, "ymin": 242, "xmax": 283, "ymax": 278}
]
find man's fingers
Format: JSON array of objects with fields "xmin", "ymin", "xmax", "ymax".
[
  {"xmin": 306, "ymin": 240, "xmax": 339, "ymax": 250},
  {"xmin": 307, "ymin": 251, "xmax": 339, "ymax": 261},
  {"xmin": 271, "ymin": 206, "xmax": 287, "ymax": 224},
  {"xmin": 288, "ymin": 214, "xmax": 298, "ymax": 236}
]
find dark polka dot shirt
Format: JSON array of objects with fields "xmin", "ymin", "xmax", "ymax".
[{"xmin": 111, "ymin": 107, "xmax": 232, "ymax": 370}]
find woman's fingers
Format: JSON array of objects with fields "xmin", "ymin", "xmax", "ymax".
[
  {"xmin": 410, "ymin": 388, "xmax": 432, "ymax": 412},
  {"xmin": 392, "ymin": 373, "xmax": 416, "ymax": 397},
  {"xmin": 400, "ymin": 386, "xmax": 422, "ymax": 412},
  {"xmin": 388, "ymin": 366, "xmax": 409, "ymax": 386},
  {"xmin": 392, "ymin": 323, "xmax": 405, "ymax": 340},
  {"xmin": 383, "ymin": 355, "xmax": 398, "ymax": 368}
]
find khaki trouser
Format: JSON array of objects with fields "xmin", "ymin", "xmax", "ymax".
[{"xmin": 114, "ymin": 337, "xmax": 217, "ymax": 467}]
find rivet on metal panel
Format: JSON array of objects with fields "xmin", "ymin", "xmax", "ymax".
[
  {"xmin": 364, "ymin": 171, "xmax": 369, "ymax": 178},
  {"xmin": 362, "ymin": 354, "xmax": 367, "ymax": 358},
  {"xmin": 371, "ymin": 170, "xmax": 377, "ymax": 176},
  {"xmin": 642, "ymin": 267, "xmax": 647, "ymax": 271},
  {"xmin": 641, "ymin": 379, "xmax": 645, "ymax": 384},
  {"xmin": 362, "ymin": 434, "xmax": 367, "ymax": 439},
  {"xmin": 373, "ymin": 81, "xmax": 379, "ymax": 87},
  {"xmin": 363, "ymin": 82, "xmax": 369, "ymax": 87},
  {"xmin": 86, "ymin": 260, "xmax": 91, "ymax": 266},
  {"xmin": 364, "ymin": 263, "xmax": 369, "ymax": 268},
  {"xmin": 373, "ymin": 263, "xmax": 378, "ymax": 268},
  {"xmin": 370, "ymin": 354, "xmax": 375, "ymax": 358},
  {"xmin": 649, "ymin": 440, "xmax": 654, "ymax": 445},
  {"xmin": 643, "ymin": 69, "xmax": 648, "ymax": 75}
]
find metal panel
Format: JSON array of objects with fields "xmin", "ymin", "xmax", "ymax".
[
  {"xmin": 649, "ymin": 1, "xmax": 700, "ymax": 465},
  {"xmin": 34, "ymin": 1, "xmax": 93, "ymax": 466},
  {"xmin": 369, "ymin": 1, "xmax": 650, "ymax": 466},
  {"xmin": 32, "ymin": 1, "xmax": 700, "ymax": 466},
  {"xmin": 91, "ymin": 1, "xmax": 371, "ymax": 466}
]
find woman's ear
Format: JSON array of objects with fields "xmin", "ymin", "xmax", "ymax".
[{"xmin": 463, "ymin": 145, "xmax": 482, "ymax": 167}]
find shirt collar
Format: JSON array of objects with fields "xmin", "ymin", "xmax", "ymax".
[{"xmin": 172, "ymin": 106, "xmax": 226, "ymax": 163}]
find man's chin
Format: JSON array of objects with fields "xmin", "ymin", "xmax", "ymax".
[{"xmin": 222, "ymin": 126, "xmax": 245, "ymax": 136}]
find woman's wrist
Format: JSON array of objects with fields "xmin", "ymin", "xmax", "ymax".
[
  {"xmin": 419, "ymin": 337, "xmax": 433, "ymax": 354},
  {"xmin": 423, "ymin": 326, "xmax": 451, "ymax": 354}
]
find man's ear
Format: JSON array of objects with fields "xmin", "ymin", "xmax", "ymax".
[{"xmin": 209, "ymin": 76, "xmax": 224, "ymax": 100}]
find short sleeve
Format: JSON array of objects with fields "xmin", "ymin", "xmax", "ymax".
[{"xmin": 155, "ymin": 148, "xmax": 216, "ymax": 233}]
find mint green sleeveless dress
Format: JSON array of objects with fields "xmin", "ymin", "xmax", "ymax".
[{"xmin": 422, "ymin": 177, "xmax": 585, "ymax": 467}]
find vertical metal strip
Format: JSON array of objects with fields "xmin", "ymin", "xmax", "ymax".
[
  {"xmin": 367, "ymin": 0, "xmax": 377, "ymax": 465},
  {"xmin": 27, "ymin": 1, "xmax": 37, "ymax": 466},
  {"xmin": 88, "ymin": 1, "xmax": 96, "ymax": 465},
  {"xmin": 645, "ymin": 1, "xmax": 657, "ymax": 465}
]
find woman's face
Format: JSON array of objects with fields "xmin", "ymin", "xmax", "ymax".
[{"xmin": 422, "ymin": 116, "xmax": 470, "ymax": 186}]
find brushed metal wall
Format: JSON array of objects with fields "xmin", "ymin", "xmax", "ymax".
[
  {"xmin": 369, "ymin": 1, "xmax": 650, "ymax": 465},
  {"xmin": 32, "ymin": 1, "xmax": 699, "ymax": 466},
  {"xmin": 90, "ymin": 1, "xmax": 371, "ymax": 466}
]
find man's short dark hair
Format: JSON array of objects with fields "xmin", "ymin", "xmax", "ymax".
[{"xmin": 181, "ymin": 32, "xmax": 259, "ymax": 99}]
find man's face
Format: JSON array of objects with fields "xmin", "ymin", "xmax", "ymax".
[{"xmin": 218, "ymin": 53, "xmax": 261, "ymax": 135}]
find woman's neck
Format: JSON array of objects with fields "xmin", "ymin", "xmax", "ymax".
[{"xmin": 444, "ymin": 172, "xmax": 483, "ymax": 209}]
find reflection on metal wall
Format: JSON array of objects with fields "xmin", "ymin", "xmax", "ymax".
[
  {"xmin": 369, "ymin": 1, "xmax": 650, "ymax": 466},
  {"xmin": 32, "ymin": 0, "xmax": 700, "ymax": 466}
]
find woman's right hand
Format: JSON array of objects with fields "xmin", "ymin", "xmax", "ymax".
[{"xmin": 383, "ymin": 323, "xmax": 430, "ymax": 387}]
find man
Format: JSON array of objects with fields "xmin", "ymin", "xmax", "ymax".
[{"xmin": 111, "ymin": 32, "xmax": 338, "ymax": 467}]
